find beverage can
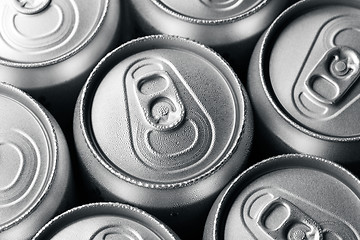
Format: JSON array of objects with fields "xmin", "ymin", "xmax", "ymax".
[
  {"xmin": 248, "ymin": 0, "xmax": 360, "ymax": 166},
  {"xmin": 33, "ymin": 202, "xmax": 180, "ymax": 240},
  {"xmin": 73, "ymin": 35, "xmax": 253, "ymax": 238},
  {"xmin": 0, "ymin": 0, "xmax": 124, "ymax": 127},
  {"xmin": 204, "ymin": 154, "xmax": 360, "ymax": 239},
  {"xmin": 0, "ymin": 82, "xmax": 72, "ymax": 240},
  {"xmin": 128, "ymin": 0, "xmax": 291, "ymax": 79}
]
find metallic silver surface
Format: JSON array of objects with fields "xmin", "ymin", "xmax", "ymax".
[
  {"xmin": 203, "ymin": 154, "xmax": 360, "ymax": 239},
  {"xmin": 129, "ymin": 0, "xmax": 288, "ymax": 47},
  {"xmin": 0, "ymin": 0, "xmax": 108, "ymax": 65},
  {"xmin": 0, "ymin": 82, "xmax": 72, "ymax": 240},
  {"xmin": 129, "ymin": 0, "xmax": 290, "ymax": 83},
  {"xmin": 248, "ymin": 0, "xmax": 360, "ymax": 165},
  {"xmin": 0, "ymin": 0, "xmax": 123, "ymax": 124},
  {"xmin": 73, "ymin": 35, "xmax": 253, "ymax": 236},
  {"xmin": 33, "ymin": 202, "xmax": 180, "ymax": 240}
]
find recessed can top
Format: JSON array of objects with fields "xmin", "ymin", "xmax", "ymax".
[
  {"xmin": 0, "ymin": 0, "xmax": 108, "ymax": 65},
  {"xmin": 151, "ymin": 0, "xmax": 266, "ymax": 22},
  {"xmin": 82, "ymin": 35, "xmax": 247, "ymax": 187},
  {"xmin": 268, "ymin": 0, "xmax": 360, "ymax": 138},
  {"xmin": 0, "ymin": 83, "xmax": 56, "ymax": 231},
  {"xmin": 211, "ymin": 154, "xmax": 360, "ymax": 239},
  {"xmin": 33, "ymin": 203, "xmax": 180, "ymax": 240}
]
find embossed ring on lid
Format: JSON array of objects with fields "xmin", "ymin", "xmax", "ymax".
[{"xmin": 0, "ymin": 83, "xmax": 57, "ymax": 232}]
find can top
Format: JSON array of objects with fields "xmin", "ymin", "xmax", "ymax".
[
  {"xmin": 149, "ymin": 0, "xmax": 266, "ymax": 23},
  {"xmin": 33, "ymin": 202, "xmax": 180, "ymax": 240},
  {"xmin": 0, "ymin": 83, "xmax": 57, "ymax": 232},
  {"xmin": 264, "ymin": 0, "xmax": 360, "ymax": 139},
  {"xmin": 213, "ymin": 154, "xmax": 360, "ymax": 239},
  {"xmin": 80, "ymin": 35, "xmax": 248, "ymax": 188},
  {"xmin": 0, "ymin": 0, "xmax": 108, "ymax": 66}
]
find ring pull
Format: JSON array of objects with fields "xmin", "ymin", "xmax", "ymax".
[
  {"xmin": 257, "ymin": 198, "xmax": 322, "ymax": 240},
  {"xmin": 128, "ymin": 58, "xmax": 185, "ymax": 131},
  {"xmin": 304, "ymin": 46, "xmax": 360, "ymax": 105}
]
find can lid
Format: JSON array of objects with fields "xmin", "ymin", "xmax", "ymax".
[
  {"xmin": 33, "ymin": 202, "xmax": 180, "ymax": 239},
  {"xmin": 82, "ymin": 35, "xmax": 248, "ymax": 187},
  {"xmin": 267, "ymin": 0, "xmax": 360, "ymax": 138},
  {"xmin": 150, "ymin": 0, "xmax": 266, "ymax": 22},
  {"xmin": 0, "ymin": 83, "xmax": 57, "ymax": 231},
  {"xmin": 0, "ymin": 0, "xmax": 108, "ymax": 66},
  {"xmin": 219, "ymin": 154, "xmax": 360, "ymax": 239}
]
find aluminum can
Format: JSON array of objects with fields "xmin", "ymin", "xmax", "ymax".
[
  {"xmin": 128, "ymin": 0, "xmax": 291, "ymax": 80},
  {"xmin": 73, "ymin": 35, "xmax": 253, "ymax": 238},
  {"xmin": 0, "ymin": 82, "xmax": 72, "ymax": 240},
  {"xmin": 248, "ymin": 0, "xmax": 360, "ymax": 167},
  {"xmin": 0, "ymin": 0, "xmax": 124, "ymax": 128},
  {"xmin": 33, "ymin": 202, "xmax": 181, "ymax": 240},
  {"xmin": 204, "ymin": 154, "xmax": 360, "ymax": 240}
]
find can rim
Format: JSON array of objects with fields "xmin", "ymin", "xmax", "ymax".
[
  {"xmin": 79, "ymin": 34, "xmax": 248, "ymax": 190},
  {"xmin": 0, "ymin": 0, "xmax": 109, "ymax": 68},
  {"xmin": 258, "ymin": 0, "xmax": 360, "ymax": 142},
  {"xmin": 0, "ymin": 82, "xmax": 58, "ymax": 232},
  {"xmin": 209, "ymin": 153, "xmax": 360, "ymax": 239},
  {"xmin": 149, "ymin": 0, "xmax": 269, "ymax": 25},
  {"xmin": 33, "ymin": 202, "xmax": 180, "ymax": 240}
]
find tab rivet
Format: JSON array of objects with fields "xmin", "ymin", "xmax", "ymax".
[
  {"xmin": 334, "ymin": 60, "xmax": 347, "ymax": 74},
  {"xmin": 289, "ymin": 229, "xmax": 307, "ymax": 240},
  {"xmin": 157, "ymin": 105, "xmax": 170, "ymax": 117}
]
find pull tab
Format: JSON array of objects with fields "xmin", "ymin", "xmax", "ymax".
[
  {"xmin": 11, "ymin": 0, "xmax": 51, "ymax": 15},
  {"xmin": 128, "ymin": 58, "xmax": 185, "ymax": 132},
  {"xmin": 304, "ymin": 46, "xmax": 360, "ymax": 105},
  {"xmin": 257, "ymin": 198, "xmax": 322, "ymax": 240},
  {"xmin": 292, "ymin": 16, "xmax": 360, "ymax": 120}
]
